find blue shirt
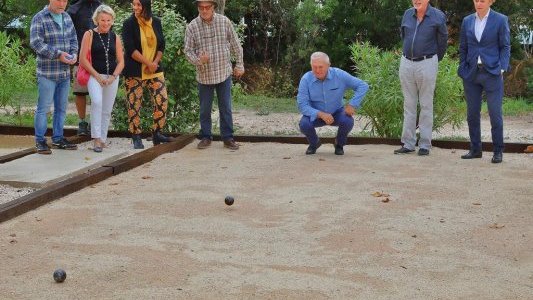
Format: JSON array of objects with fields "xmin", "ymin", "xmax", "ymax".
[
  {"xmin": 297, "ymin": 67, "xmax": 369, "ymax": 122},
  {"xmin": 401, "ymin": 5, "xmax": 448, "ymax": 61},
  {"xmin": 51, "ymin": 12, "xmax": 63, "ymax": 30},
  {"xmin": 30, "ymin": 6, "xmax": 78, "ymax": 81}
]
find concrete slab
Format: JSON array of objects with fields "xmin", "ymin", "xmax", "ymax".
[{"xmin": 0, "ymin": 148, "xmax": 128, "ymax": 188}]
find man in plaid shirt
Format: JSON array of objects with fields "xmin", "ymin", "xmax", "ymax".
[
  {"xmin": 30, "ymin": 0, "xmax": 78, "ymax": 154},
  {"xmin": 185, "ymin": 0, "xmax": 244, "ymax": 151}
]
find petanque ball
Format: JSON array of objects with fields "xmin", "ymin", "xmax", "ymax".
[
  {"xmin": 224, "ymin": 196, "xmax": 234, "ymax": 206},
  {"xmin": 53, "ymin": 269, "xmax": 67, "ymax": 283}
]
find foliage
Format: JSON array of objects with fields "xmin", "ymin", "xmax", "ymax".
[
  {"xmin": 110, "ymin": 0, "xmax": 199, "ymax": 133},
  {"xmin": 499, "ymin": 97, "xmax": 533, "ymax": 115},
  {"xmin": 350, "ymin": 42, "xmax": 465, "ymax": 138},
  {"xmin": 0, "ymin": 110, "xmax": 79, "ymax": 127},
  {"xmin": 283, "ymin": 0, "xmax": 331, "ymax": 79},
  {"xmin": 437, "ymin": 0, "xmax": 530, "ymax": 59},
  {"xmin": 505, "ymin": 58, "xmax": 533, "ymax": 99},
  {"xmin": 527, "ymin": 63, "xmax": 533, "ymax": 103},
  {"xmin": 0, "ymin": 31, "xmax": 35, "ymax": 109},
  {"xmin": 314, "ymin": 0, "xmax": 409, "ymax": 71},
  {"xmin": 240, "ymin": 64, "xmax": 295, "ymax": 97}
]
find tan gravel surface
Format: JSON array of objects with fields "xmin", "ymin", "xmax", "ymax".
[{"xmin": 0, "ymin": 142, "xmax": 532, "ymax": 299}]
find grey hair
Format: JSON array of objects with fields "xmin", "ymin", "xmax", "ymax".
[
  {"xmin": 92, "ymin": 4, "xmax": 116, "ymax": 25},
  {"xmin": 310, "ymin": 52, "xmax": 330, "ymax": 65}
]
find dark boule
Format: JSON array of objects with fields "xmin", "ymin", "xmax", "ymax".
[
  {"xmin": 53, "ymin": 269, "xmax": 66, "ymax": 283},
  {"xmin": 224, "ymin": 196, "xmax": 234, "ymax": 206}
]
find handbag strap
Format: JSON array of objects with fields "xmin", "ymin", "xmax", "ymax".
[{"xmin": 87, "ymin": 29, "xmax": 93, "ymax": 59}]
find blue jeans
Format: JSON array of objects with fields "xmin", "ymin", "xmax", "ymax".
[
  {"xmin": 34, "ymin": 76, "xmax": 70, "ymax": 143},
  {"xmin": 198, "ymin": 76, "xmax": 234, "ymax": 140},
  {"xmin": 463, "ymin": 67, "xmax": 504, "ymax": 153},
  {"xmin": 299, "ymin": 107, "xmax": 354, "ymax": 147}
]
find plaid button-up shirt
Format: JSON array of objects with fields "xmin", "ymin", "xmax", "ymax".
[
  {"xmin": 184, "ymin": 14, "xmax": 244, "ymax": 85},
  {"xmin": 30, "ymin": 6, "xmax": 78, "ymax": 81}
]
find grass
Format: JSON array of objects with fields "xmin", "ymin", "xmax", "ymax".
[
  {"xmin": 454, "ymin": 97, "xmax": 533, "ymax": 117},
  {"xmin": 11, "ymin": 89, "xmax": 39, "ymax": 107},
  {"xmin": 0, "ymin": 111, "xmax": 80, "ymax": 127},
  {"xmin": 499, "ymin": 97, "xmax": 533, "ymax": 116}
]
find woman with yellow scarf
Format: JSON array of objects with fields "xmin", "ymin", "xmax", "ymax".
[{"xmin": 122, "ymin": 0, "xmax": 173, "ymax": 149}]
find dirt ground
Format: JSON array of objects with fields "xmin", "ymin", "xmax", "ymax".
[{"xmin": 0, "ymin": 142, "xmax": 532, "ymax": 299}]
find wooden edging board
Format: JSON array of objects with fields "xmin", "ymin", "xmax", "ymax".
[{"xmin": 0, "ymin": 125, "xmax": 530, "ymax": 161}]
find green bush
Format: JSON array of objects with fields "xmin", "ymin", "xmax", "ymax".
[
  {"xmin": 0, "ymin": 31, "xmax": 36, "ymax": 108},
  {"xmin": 110, "ymin": 0, "xmax": 198, "ymax": 133},
  {"xmin": 350, "ymin": 42, "xmax": 465, "ymax": 138},
  {"xmin": 240, "ymin": 64, "xmax": 296, "ymax": 98}
]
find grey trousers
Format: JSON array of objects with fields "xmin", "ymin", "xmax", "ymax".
[{"xmin": 399, "ymin": 55, "xmax": 438, "ymax": 150}]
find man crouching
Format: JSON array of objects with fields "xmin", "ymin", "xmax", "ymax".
[{"xmin": 297, "ymin": 52, "xmax": 369, "ymax": 155}]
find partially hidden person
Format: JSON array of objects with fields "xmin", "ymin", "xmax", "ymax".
[{"xmin": 67, "ymin": 0, "xmax": 102, "ymax": 136}]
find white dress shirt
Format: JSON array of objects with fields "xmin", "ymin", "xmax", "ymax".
[{"xmin": 475, "ymin": 9, "xmax": 490, "ymax": 64}]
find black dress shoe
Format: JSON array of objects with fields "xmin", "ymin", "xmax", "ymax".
[
  {"xmin": 491, "ymin": 152, "xmax": 503, "ymax": 163},
  {"xmin": 305, "ymin": 142, "xmax": 321, "ymax": 155},
  {"xmin": 394, "ymin": 146, "xmax": 415, "ymax": 154},
  {"xmin": 334, "ymin": 144, "xmax": 344, "ymax": 155},
  {"xmin": 461, "ymin": 151, "xmax": 482, "ymax": 159}
]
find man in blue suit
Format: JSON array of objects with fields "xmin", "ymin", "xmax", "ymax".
[{"xmin": 458, "ymin": 0, "xmax": 510, "ymax": 163}]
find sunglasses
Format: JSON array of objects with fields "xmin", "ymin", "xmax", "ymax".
[{"xmin": 198, "ymin": 5, "xmax": 213, "ymax": 11}]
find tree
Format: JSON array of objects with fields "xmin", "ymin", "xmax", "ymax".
[{"xmin": 216, "ymin": 0, "xmax": 225, "ymax": 15}]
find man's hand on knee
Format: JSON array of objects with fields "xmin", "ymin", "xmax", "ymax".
[
  {"xmin": 318, "ymin": 111, "xmax": 334, "ymax": 125},
  {"xmin": 344, "ymin": 104, "xmax": 356, "ymax": 116}
]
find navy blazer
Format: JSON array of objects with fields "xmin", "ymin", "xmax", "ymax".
[
  {"xmin": 121, "ymin": 14, "xmax": 165, "ymax": 78},
  {"xmin": 458, "ymin": 10, "xmax": 510, "ymax": 81}
]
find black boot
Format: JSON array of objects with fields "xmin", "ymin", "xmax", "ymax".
[
  {"xmin": 132, "ymin": 134, "xmax": 144, "ymax": 149},
  {"xmin": 153, "ymin": 130, "xmax": 175, "ymax": 145}
]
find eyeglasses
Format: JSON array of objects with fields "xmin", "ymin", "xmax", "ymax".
[{"xmin": 198, "ymin": 5, "xmax": 213, "ymax": 11}]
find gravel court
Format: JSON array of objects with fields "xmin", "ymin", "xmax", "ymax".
[{"xmin": 0, "ymin": 142, "xmax": 532, "ymax": 299}]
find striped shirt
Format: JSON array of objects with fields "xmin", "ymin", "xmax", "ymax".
[
  {"xmin": 184, "ymin": 13, "xmax": 244, "ymax": 85},
  {"xmin": 30, "ymin": 6, "xmax": 78, "ymax": 80}
]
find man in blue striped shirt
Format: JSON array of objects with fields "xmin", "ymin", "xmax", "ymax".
[
  {"xmin": 30, "ymin": 0, "xmax": 78, "ymax": 154},
  {"xmin": 297, "ymin": 52, "xmax": 369, "ymax": 155}
]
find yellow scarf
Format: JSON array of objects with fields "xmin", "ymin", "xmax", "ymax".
[
  {"xmin": 136, "ymin": 16, "xmax": 155, "ymax": 48},
  {"xmin": 137, "ymin": 16, "xmax": 162, "ymax": 80}
]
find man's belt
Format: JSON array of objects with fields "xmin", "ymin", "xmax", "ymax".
[{"xmin": 404, "ymin": 54, "xmax": 435, "ymax": 62}]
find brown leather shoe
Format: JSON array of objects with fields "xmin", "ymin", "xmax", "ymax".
[
  {"xmin": 197, "ymin": 138, "xmax": 211, "ymax": 149},
  {"xmin": 223, "ymin": 139, "xmax": 239, "ymax": 150}
]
